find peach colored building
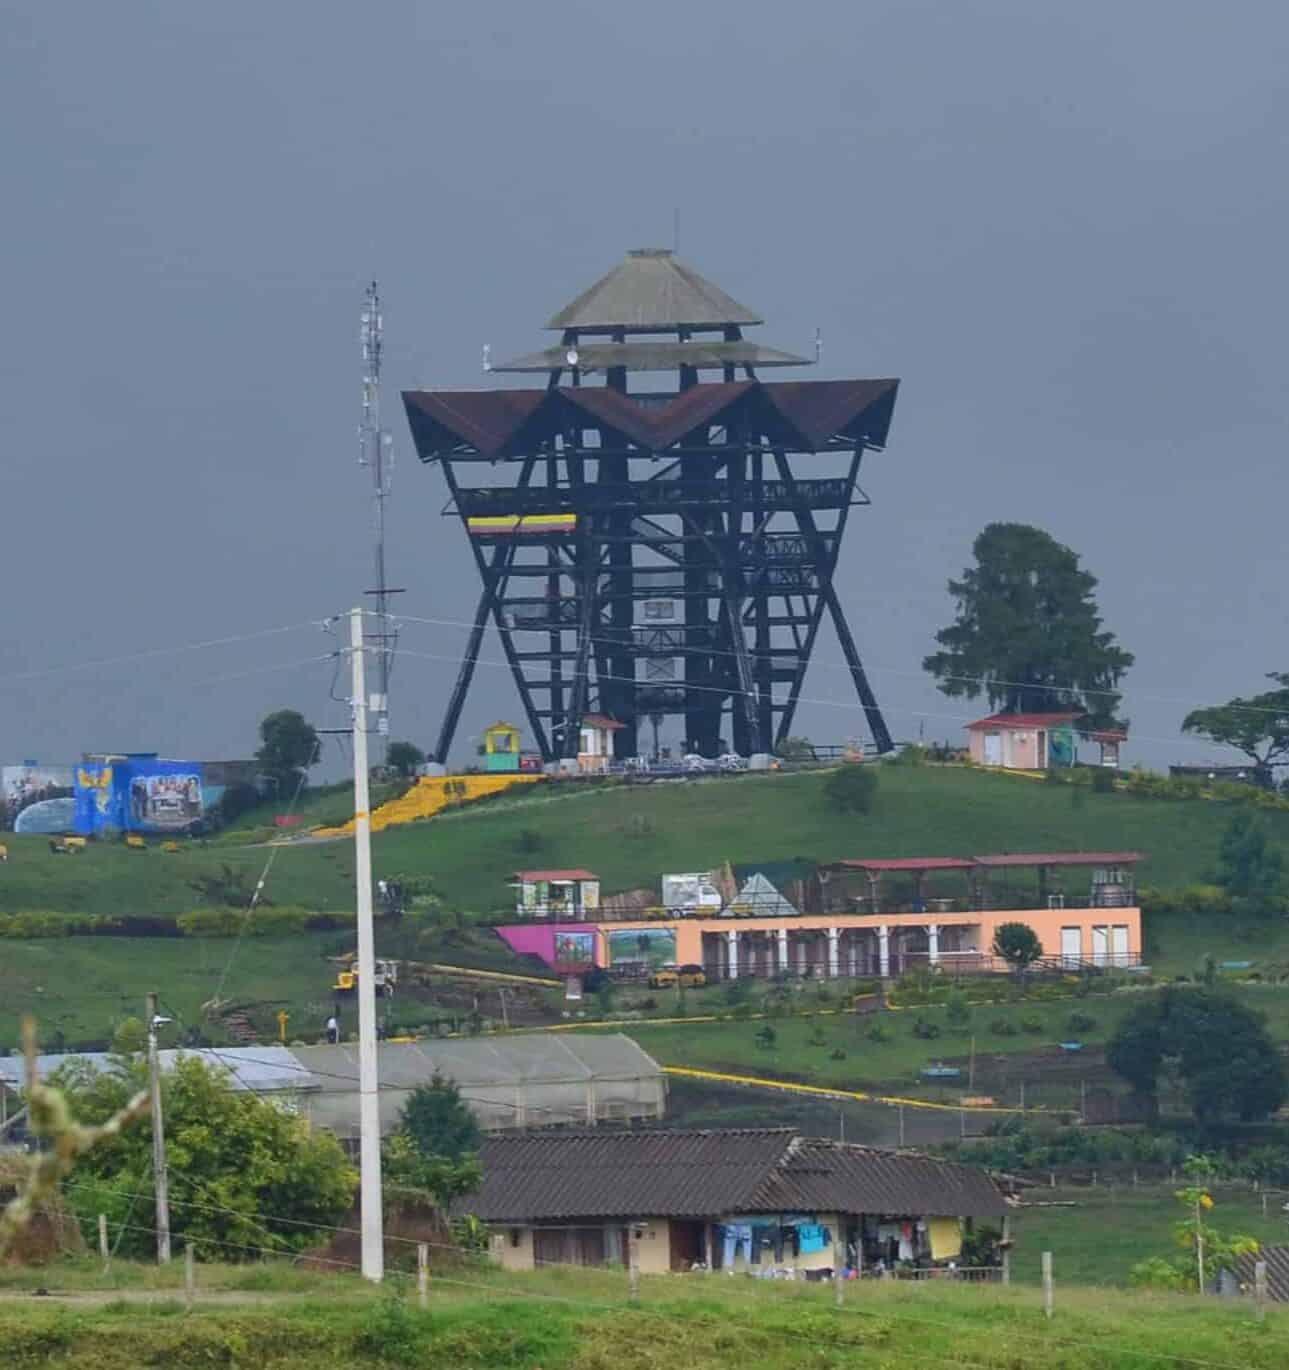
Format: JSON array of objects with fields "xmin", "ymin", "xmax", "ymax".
[
  {"xmin": 495, "ymin": 852, "xmax": 1143, "ymax": 979},
  {"xmin": 965, "ymin": 711, "xmax": 1078, "ymax": 770}
]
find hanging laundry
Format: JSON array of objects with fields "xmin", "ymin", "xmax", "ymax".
[
  {"xmin": 928, "ymin": 1217, "xmax": 961, "ymax": 1261},
  {"xmin": 797, "ymin": 1224, "xmax": 827, "ymax": 1255}
]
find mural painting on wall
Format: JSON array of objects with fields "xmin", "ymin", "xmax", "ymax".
[
  {"xmin": 608, "ymin": 927, "xmax": 677, "ymax": 971},
  {"xmin": 554, "ymin": 931, "xmax": 595, "ymax": 966}
]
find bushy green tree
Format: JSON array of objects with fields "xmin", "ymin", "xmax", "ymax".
[
  {"xmin": 386, "ymin": 742, "xmax": 426, "ymax": 779},
  {"xmin": 384, "ymin": 1072, "xmax": 482, "ymax": 1211},
  {"xmin": 1106, "ymin": 988, "xmax": 1288, "ymax": 1123},
  {"xmin": 1182, "ymin": 673, "xmax": 1289, "ymax": 776},
  {"xmin": 991, "ymin": 922, "xmax": 1043, "ymax": 971},
  {"xmin": 53, "ymin": 1055, "xmax": 355, "ymax": 1259},
  {"xmin": 1215, "ymin": 811, "xmax": 1285, "ymax": 912},
  {"xmin": 399, "ymin": 1073, "xmax": 482, "ymax": 1163},
  {"xmin": 823, "ymin": 765, "xmax": 878, "ymax": 814},
  {"xmin": 923, "ymin": 523, "xmax": 1133, "ymax": 730},
  {"xmin": 255, "ymin": 709, "xmax": 320, "ymax": 795},
  {"xmin": 775, "ymin": 736, "xmax": 816, "ymax": 761}
]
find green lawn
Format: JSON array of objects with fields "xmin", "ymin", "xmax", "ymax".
[
  {"xmin": 7, "ymin": 764, "xmax": 1289, "ymax": 918},
  {"xmin": 0, "ymin": 1258, "xmax": 1287, "ymax": 1369},
  {"xmin": 1010, "ymin": 1182, "xmax": 1289, "ymax": 1288},
  {"xmin": 604, "ymin": 986, "xmax": 1137, "ymax": 1109}
]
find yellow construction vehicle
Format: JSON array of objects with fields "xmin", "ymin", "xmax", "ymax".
[{"xmin": 332, "ymin": 958, "xmax": 399, "ymax": 997}]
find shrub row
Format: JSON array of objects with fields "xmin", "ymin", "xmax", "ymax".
[{"xmin": 0, "ymin": 907, "xmax": 357, "ymax": 939}]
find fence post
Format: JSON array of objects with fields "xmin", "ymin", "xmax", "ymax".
[
  {"xmin": 417, "ymin": 1243, "xmax": 429, "ymax": 1309},
  {"xmin": 184, "ymin": 1243, "xmax": 195, "ymax": 1311},
  {"xmin": 1041, "ymin": 1251, "xmax": 1053, "ymax": 1320},
  {"xmin": 834, "ymin": 1270, "xmax": 844, "ymax": 1307},
  {"xmin": 1255, "ymin": 1260, "xmax": 1267, "ymax": 1322},
  {"xmin": 98, "ymin": 1214, "xmax": 110, "ymax": 1275},
  {"xmin": 1262, "ymin": 1193, "xmax": 1269, "ymax": 1220},
  {"xmin": 628, "ymin": 1230, "xmax": 641, "ymax": 1303},
  {"xmin": 1001, "ymin": 1216, "xmax": 1012, "ymax": 1286}
]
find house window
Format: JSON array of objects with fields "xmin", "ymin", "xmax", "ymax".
[
  {"xmin": 510, "ymin": 1229, "xmax": 522, "ymax": 1247},
  {"xmin": 643, "ymin": 599, "xmax": 675, "ymax": 621}
]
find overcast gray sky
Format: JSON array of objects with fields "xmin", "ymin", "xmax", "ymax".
[{"xmin": 2, "ymin": 0, "xmax": 1286, "ymax": 778}]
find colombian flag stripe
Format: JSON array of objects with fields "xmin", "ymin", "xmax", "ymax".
[{"xmin": 467, "ymin": 513, "xmax": 577, "ymax": 534}]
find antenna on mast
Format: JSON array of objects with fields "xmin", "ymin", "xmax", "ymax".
[{"xmin": 359, "ymin": 281, "xmax": 402, "ymax": 761}]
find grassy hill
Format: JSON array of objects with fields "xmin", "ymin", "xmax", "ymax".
[
  {"xmin": 5, "ymin": 764, "xmax": 1289, "ymax": 918},
  {"xmin": 3, "ymin": 764, "xmax": 1289, "ymax": 1047}
]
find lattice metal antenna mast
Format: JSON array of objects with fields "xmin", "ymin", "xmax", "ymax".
[{"xmin": 359, "ymin": 281, "xmax": 397, "ymax": 757}]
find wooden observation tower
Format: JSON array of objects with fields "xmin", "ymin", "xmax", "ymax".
[{"xmin": 403, "ymin": 249, "xmax": 900, "ymax": 764}]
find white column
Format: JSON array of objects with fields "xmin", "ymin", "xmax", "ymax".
[
  {"xmin": 878, "ymin": 924, "xmax": 890, "ymax": 979},
  {"xmin": 828, "ymin": 928, "xmax": 840, "ymax": 979},
  {"xmin": 927, "ymin": 924, "xmax": 941, "ymax": 966},
  {"xmin": 777, "ymin": 928, "xmax": 788, "ymax": 974},
  {"xmin": 726, "ymin": 930, "xmax": 739, "ymax": 980},
  {"xmin": 847, "ymin": 936, "xmax": 858, "ymax": 976}
]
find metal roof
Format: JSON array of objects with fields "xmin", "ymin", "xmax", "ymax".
[
  {"xmin": 964, "ymin": 712, "xmax": 1080, "ymax": 729},
  {"xmin": 458, "ymin": 1129, "xmax": 1007, "ymax": 1222},
  {"xmin": 291, "ymin": 1034, "xmax": 658, "ymax": 1093},
  {"xmin": 1236, "ymin": 1245, "xmax": 1289, "ymax": 1301},
  {"xmin": 546, "ymin": 249, "xmax": 762, "ymax": 333},
  {"xmin": 832, "ymin": 857, "xmax": 977, "ymax": 873},
  {"xmin": 403, "ymin": 378, "xmax": 899, "ymax": 462},
  {"xmin": 491, "ymin": 340, "xmax": 810, "ymax": 375},
  {"xmin": 751, "ymin": 1141, "xmax": 1008, "ymax": 1218},
  {"xmin": 974, "ymin": 852, "xmax": 1142, "ymax": 868},
  {"xmin": 515, "ymin": 869, "xmax": 598, "ymax": 882},
  {"xmin": 0, "ymin": 1045, "xmax": 318, "ymax": 1095}
]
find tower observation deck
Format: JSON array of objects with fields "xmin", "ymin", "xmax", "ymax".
[{"xmin": 403, "ymin": 249, "xmax": 900, "ymax": 765}]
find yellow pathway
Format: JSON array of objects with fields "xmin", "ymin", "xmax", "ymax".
[{"xmin": 315, "ymin": 773, "xmax": 543, "ymax": 836}]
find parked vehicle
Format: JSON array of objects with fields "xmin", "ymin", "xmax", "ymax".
[
  {"xmin": 649, "ymin": 962, "xmax": 707, "ymax": 989},
  {"xmin": 333, "ymin": 957, "xmax": 399, "ymax": 997}
]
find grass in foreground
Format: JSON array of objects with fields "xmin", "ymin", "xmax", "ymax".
[{"xmin": 0, "ymin": 1260, "xmax": 1286, "ymax": 1369}]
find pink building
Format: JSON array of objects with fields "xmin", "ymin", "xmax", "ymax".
[{"xmin": 965, "ymin": 712, "xmax": 1078, "ymax": 771}]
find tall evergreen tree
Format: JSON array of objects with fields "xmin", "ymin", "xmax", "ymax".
[{"xmin": 923, "ymin": 523, "xmax": 1133, "ymax": 730}]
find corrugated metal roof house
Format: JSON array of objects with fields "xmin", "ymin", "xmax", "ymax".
[{"xmin": 460, "ymin": 1128, "xmax": 1009, "ymax": 1277}]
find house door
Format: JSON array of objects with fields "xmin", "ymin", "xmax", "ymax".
[
  {"xmin": 1091, "ymin": 926, "xmax": 1109, "ymax": 966},
  {"xmin": 534, "ymin": 1229, "xmax": 569, "ymax": 1268},
  {"xmin": 983, "ymin": 732, "xmax": 1003, "ymax": 766},
  {"xmin": 669, "ymin": 1220, "xmax": 706, "ymax": 1271},
  {"xmin": 1060, "ymin": 926, "xmax": 1081, "ymax": 969},
  {"xmin": 1111, "ymin": 925, "xmax": 1130, "ymax": 966}
]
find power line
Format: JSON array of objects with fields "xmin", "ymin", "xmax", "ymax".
[
  {"xmin": 393, "ymin": 613, "xmax": 1289, "ymax": 724},
  {"xmin": 388, "ymin": 645, "xmax": 1260, "ymax": 756},
  {"xmin": 0, "ymin": 622, "xmax": 324, "ymax": 686}
]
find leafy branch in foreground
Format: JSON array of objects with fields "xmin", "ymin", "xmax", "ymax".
[{"xmin": 0, "ymin": 1018, "xmax": 149, "ymax": 1258}]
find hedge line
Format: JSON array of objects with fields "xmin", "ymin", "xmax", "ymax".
[{"xmin": 0, "ymin": 907, "xmax": 355, "ymax": 939}]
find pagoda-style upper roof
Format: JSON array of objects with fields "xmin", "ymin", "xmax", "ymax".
[{"xmin": 546, "ymin": 248, "xmax": 762, "ymax": 333}]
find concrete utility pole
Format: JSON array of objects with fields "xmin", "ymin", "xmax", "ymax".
[
  {"xmin": 350, "ymin": 607, "xmax": 384, "ymax": 1281},
  {"xmin": 146, "ymin": 992, "xmax": 171, "ymax": 1264}
]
